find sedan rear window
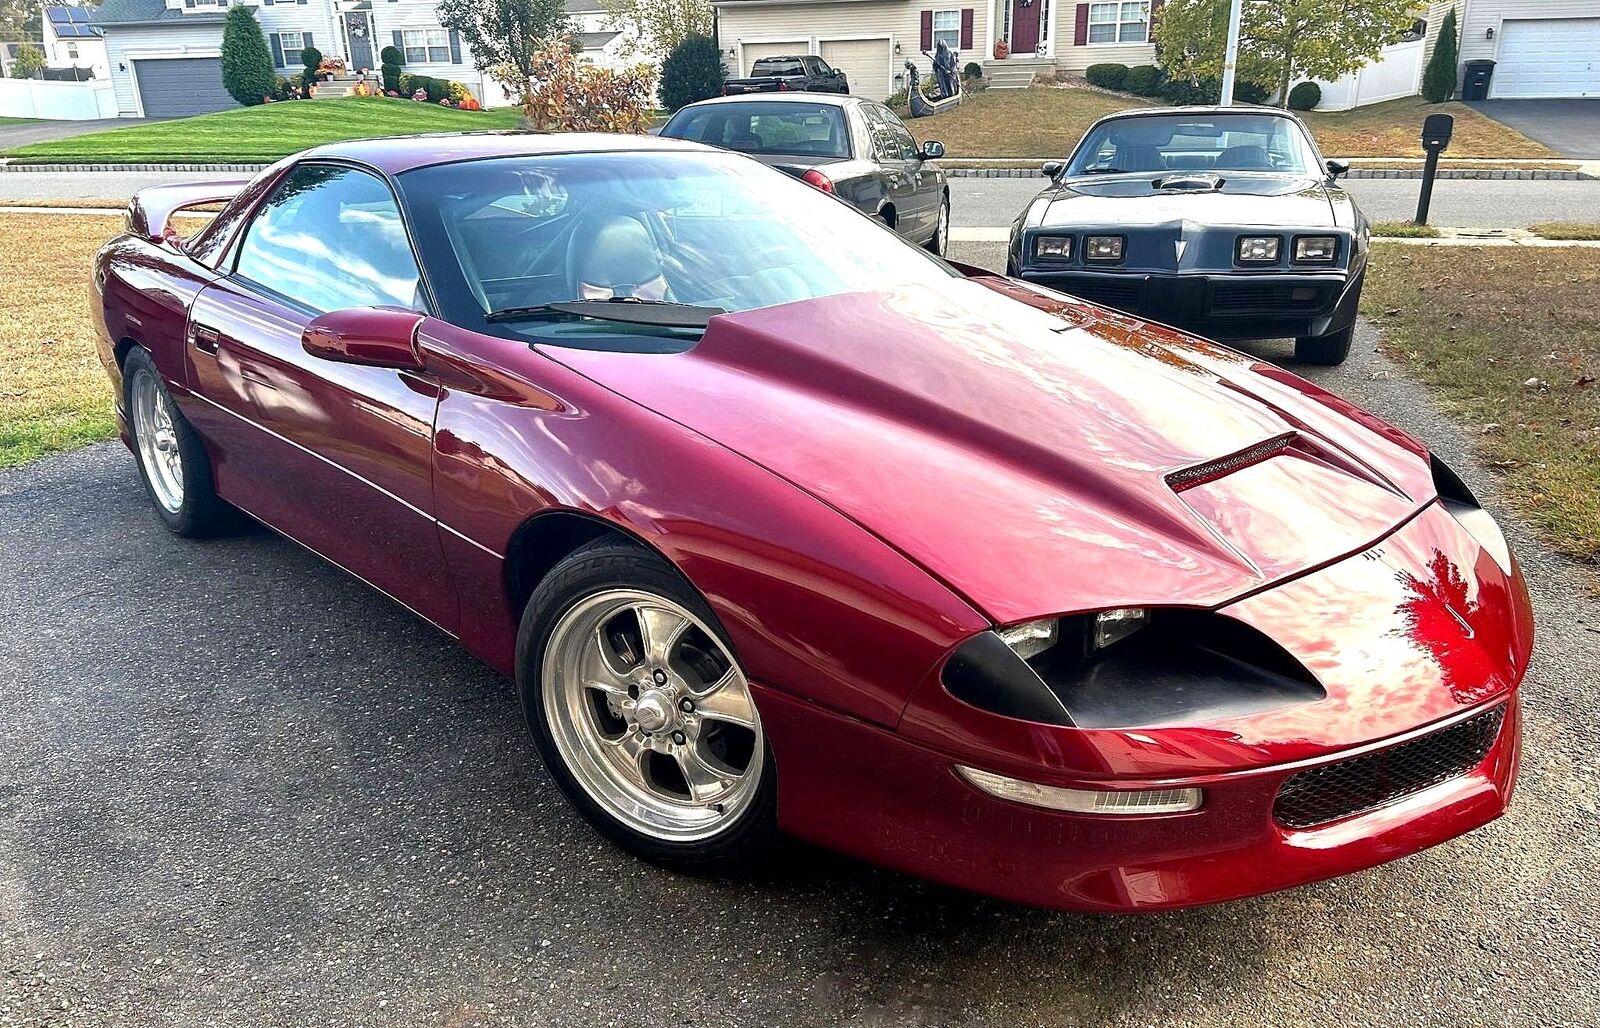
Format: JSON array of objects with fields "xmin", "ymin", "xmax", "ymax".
[{"xmin": 662, "ymin": 102, "xmax": 850, "ymax": 160}]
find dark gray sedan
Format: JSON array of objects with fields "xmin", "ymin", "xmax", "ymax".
[{"xmin": 659, "ymin": 93, "xmax": 950, "ymax": 255}]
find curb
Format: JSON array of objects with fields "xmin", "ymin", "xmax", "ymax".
[
  {"xmin": 0, "ymin": 162, "xmax": 270, "ymax": 172},
  {"xmin": 942, "ymin": 167, "xmax": 1594, "ymax": 180}
]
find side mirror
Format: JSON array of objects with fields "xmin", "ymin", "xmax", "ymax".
[
  {"xmin": 302, "ymin": 307, "xmax": 426, "ymax": 371},
  {"xmin": 1326, "ymin": 159, "xmax": 1349, "ymax": 179},
  {"xmin": 1041, "ymin": 160, "xmax": 1064, "ymax": 179},
  {"xmin": 920, "ymin": 140, "xmax": 945, "ymax": 160}
]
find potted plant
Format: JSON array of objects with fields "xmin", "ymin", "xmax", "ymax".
[{"xmin": 994, "ymin": 38, "xmax": 1010, "ymax": 60}]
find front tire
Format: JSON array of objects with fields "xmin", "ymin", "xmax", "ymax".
[
  {"xmin": 516, "ymin": 539, "xmax": 778, "ymax": 871},
  {"xmin": 123, "ymin": 347, "xmax": 230, "ymax": 536},
  {"xmin": 925, "ymin": 196, "xmax": 950, "ymax": 256},
  {"xmin": 1294, "ymin": 324, "xmax": 1354, "ymax": 365}
]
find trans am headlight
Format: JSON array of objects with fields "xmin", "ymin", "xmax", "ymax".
[
  {"xmin": 1083, "ymin": 235, "xmax": 1124, "ymax": 262},
  {"xmin": 1293, "ymin": 235, "xmax": 1338, "ymax": 262},
  {"xmin": 997, "ymin": 609, "xmax": 1148, "ymax": 660},
  {"xmin": 1236, "ymin": 236, "xmax": 1280, "ymax": 262},
  {"xmin": 1033, "ymin": 235, "xmax": 1073, "ymax": 261}
]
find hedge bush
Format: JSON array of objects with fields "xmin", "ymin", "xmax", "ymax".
[
  {"xmin": 380, "ymin": 44, "xmax": 404, "ymax": 94},
  {"xmin": 1234, "ymin": 80, "xmax": 1271, "ymax": 105},
  {"xmin": 963, "ymin": 61, "xmax": 982, "ymax": 79},
  {"xmin": 1124, "ymin": 64, "xmax": 1165, "ymax": 96},
  {"xmin": 397, "ymin": 73, "xmax": 467, "ymax": 103},
  {"xmin": 1085, "ymin": 63, "xmax": 1129, "ymax": 90},
  {"xmin": 1287, "ymin": 81, "xmax": 1321, "ymax": 111},
  {"xmin": 660, "ymin": 34, "xmax": 724, "ymax": 112},
  {"xmin": 219, "ymin": 7, "xmax": 275, "ymax": 105},
  {"xmin": 300, "ymin": 45, "xmax": 322, "ymax": 90}
]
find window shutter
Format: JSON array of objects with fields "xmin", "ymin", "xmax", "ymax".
[
  {"xmin": 262, "ymin": 0, "xmax": 273, "ymax": 7},
  {"xmin": 920, "ymin": 10, "xmax": 932, "ymax": 51},
  {"xmin": 392, "ymin": 30, "xmax": 404, "ymax": 57},
  {"xmin": 1074, "ymin": 4, "xmax": 1090, "ymax": 46},
  {"xmin": 960, "ymin": 9, "xmax": 973, "ymax": 49},
  {"xmin": 448, "ymin": 28, "xmax": 462, "ymax": 64},
  {"xmin": 268, "ymin": 33, "xmax": 284, "ymax": 69},
  {"xmin": 304, "ymin": 32, "xmax": 313, "ymax": 53}
]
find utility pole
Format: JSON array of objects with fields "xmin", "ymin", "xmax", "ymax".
[{"xmin": 1220, "ymin": 0, "xmax": 1245, "ymax": 105}]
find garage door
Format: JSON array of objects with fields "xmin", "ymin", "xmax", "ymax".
[
  {"xmin": 741, "ymin": 41, "xmax": 808, "ymax": 76},
  {"xmin": 819, "ymin": 38, "xmax": 892, "ymax": 100},
  {"xmin": 1493, "ymin": 18, "xmax": 1600, "ymax": 99},
  {"xmin": 134, "ymin": 57, "xmax": 238, "ymax": 118}
]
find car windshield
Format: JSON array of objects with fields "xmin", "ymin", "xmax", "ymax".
[
  {"xmin": 663, "ymin": 101, "xmax": 850, "ymax": 159},
  {"xmin": 1065, "ymin": 114, "xmax": 1321, "ymax": 176},
  {"xmin": 395, "ymin": 150, "xmax": 957, "ymax": 344}
]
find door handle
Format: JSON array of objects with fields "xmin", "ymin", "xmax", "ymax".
[{"xmin": 190, "ymin": 323, "xmax": 221, "ymax": 354}]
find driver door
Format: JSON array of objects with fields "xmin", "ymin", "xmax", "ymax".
[{"xmin": 184, "ymin": 161, "xmax": 459, "ymax": 634}]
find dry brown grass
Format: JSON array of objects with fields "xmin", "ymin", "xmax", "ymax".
[
  {"xmin": 1530, "ymin": 223, "xmax": 1600, "ymax": 241},
  {"xmin": 0, "ymin": 212, "xmax": 124, "ymax": 467},
  {"xmin": 1303, "ymin": 98, "xmax": 1554, "ymax": 158},
  {"xmin": 1362, "ymin": 244, "xmax": 1600, "ymax": 561},
  {"xmin": 0, "ymin": 198, "xmax": 128, "ymax": 209}
]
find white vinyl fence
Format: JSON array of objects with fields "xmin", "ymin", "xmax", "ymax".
[
  {"xmin": 0, "ymin": 77, "xmax": 117, "ymax": 120},
  {"xmin": 1310, "ymin": 39, "xmax": 1424, "ymax": 111}
]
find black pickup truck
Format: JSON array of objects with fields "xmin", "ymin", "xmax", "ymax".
[{"xmin": 723, "ymin": 55, "xmax": 850, "ymax": 95}]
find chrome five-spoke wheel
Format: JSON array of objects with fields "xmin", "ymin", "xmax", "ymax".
[
  {"xmin": 130, "ymin": 366, "xmax": 184, "ymax": 514},
  {"xmin": 541, "ymin": 589, "xmax": 764, "ymax": 843}
]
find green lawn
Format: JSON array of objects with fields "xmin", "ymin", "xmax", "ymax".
[
  {"xmin": 2, "ymin": 97, "xmax": 523, "ymax": 163},
  {"xmin": 0, "ymin": 116, "xmax": 41, "ymax": 126}
]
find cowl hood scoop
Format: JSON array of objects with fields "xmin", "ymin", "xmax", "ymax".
[{"xmin": 548, "ymin": 281, "xmax": 1430, "ymax": 622}]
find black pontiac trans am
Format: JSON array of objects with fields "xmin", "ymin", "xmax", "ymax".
[{"xmin": 1007, "ymin": 107, "xmax": 1368, "ymax": 364}]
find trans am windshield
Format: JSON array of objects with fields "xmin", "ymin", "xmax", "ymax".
[
  {"xmin": 1064, "ymin": 114, "xmax": 1321, "ymax": 177},
  {"xmin": 396, "ymin": 150, "xmax": 957, "ymax": 344}
]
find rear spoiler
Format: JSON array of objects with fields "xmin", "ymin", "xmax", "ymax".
[{"xmin": 128, "ymin": 180, "xmax": 250, "ymax": 245}]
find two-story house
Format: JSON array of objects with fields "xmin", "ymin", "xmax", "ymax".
[
  {"xmin": 91, "ymin": 0, "xmax": 504, "ymax": 118},
  {"xmin": 43, "ymin": 5, "xmax": 112, "ymax": 80},
  {"xmin": 712, "ymin": 0, "xmax": 1161, "ymax": 100}
]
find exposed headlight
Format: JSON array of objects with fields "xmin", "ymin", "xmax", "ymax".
[
  {"xmin": 1093, "ymin": 607, "xmax": 1148, "ymax": 649},
  {"xmin": 996, "ymin": 618, "xmax": 1059, "ymax": 660},
  {"xmin": 1236, "ymin": 236, "xmax": 1280, "ymax": 262},
  {"xmin": 1293, "ymin": 235, "xmax": 1337, "ymax": 262},
  {"xmin": 1033, "ymin": 235, "xmax": 1072, "ymax": 261},
  {"xmin": 956, "ymin": 765, "xmax": 1204, "ymax": 815},
  {"xmin": 1083, "ymin": 235, "xmax": 1124, "ymax": 261}
]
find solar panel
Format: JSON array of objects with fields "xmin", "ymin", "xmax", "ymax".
[{"xmin": 46, "ymin": 6, "xmax": 98, "ymax": 37}]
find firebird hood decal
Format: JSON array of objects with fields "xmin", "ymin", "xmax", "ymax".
[{"xmin": 548, "ymin": 282, "xmax": 1434, "ymax": 622}]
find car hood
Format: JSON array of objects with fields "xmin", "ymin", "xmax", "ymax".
[
  {"xmin": 1040, "ymin": 174, "xmax": 1336, "ymax": 228},
  {"xmin": 546, "ymin": 278, "xmax": 1435, "ymax": 624}
]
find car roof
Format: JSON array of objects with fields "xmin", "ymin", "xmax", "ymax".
[
  {"xmin": 295, "ymin": 132, "xmax": 717, "ymax": 175},
  {"xmin": 1089, "ymin": 104, "xmax": 1309, "ymax": 125},
  {"xmin": 676, "ymin": 93, "xmax": 858, "ymax": 112}
]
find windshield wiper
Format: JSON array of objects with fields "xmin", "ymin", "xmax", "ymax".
[
  {"xmin": 1082, "ymin": 167, "xmax": 1127, "ymax": 174},
  {"xmin": 485, "ymin": 297, "xmax": 726, "ymax": 328}
]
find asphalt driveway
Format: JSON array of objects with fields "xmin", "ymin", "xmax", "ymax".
[
  {"xmin": 1471, "ymin": 99, "xmax": 1600, "ymax": 159},
  {"xmin": 2, "ymin": 241, "xmax": 1597, "ymax": 1027},
  {"xmin": 0, "ymin": 119, "xmax": 147, "ymax": 150}
]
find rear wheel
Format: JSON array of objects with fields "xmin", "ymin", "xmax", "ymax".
[
  {"xmin": 1294, "ymin": 324, "xmax": 1354, "ymax": 365},
  {"xmin": 517, "ymin": 540, "xmax": 778, "ymax": 870},
  {"xmin": 123, "ymin": 347, "xmax": 230, "ymax": 536}
]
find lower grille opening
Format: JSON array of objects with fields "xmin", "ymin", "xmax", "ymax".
[
  {"xmin": 1211, "ymin": 282, "xmax": 1336, "ymax": 314},
  {"xmin": 1062, "ymin": 279, "xmax": 1143, "ymax": 312},
  {"xmin": 1273, "ymin": 706, "xmax": 1505, "ymax": 829}
]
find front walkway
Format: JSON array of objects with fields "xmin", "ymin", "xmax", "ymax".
[{"xmin": 1470, "ymin": 99, "xmax": 1600, "ymax": 159}]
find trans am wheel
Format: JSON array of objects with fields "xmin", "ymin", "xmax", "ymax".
[
  {"xmin": 123, "ymin": 347, "xmax": 229, "ymax": 536},
  {"xmin": 517, "ymin": 539, "xmax": 778, "ymax": 870},
  {"xmin": 926, "ymin": 196, "xmax": 950, "ymax": 256},
  {"xmin": 1294, "ymin": 324, "xmax": 1354, "ymax": 365}
]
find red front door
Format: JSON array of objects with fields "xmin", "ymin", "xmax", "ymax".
[{"xmin": 1010, "ymin": 0, "xmax": 1041, "ymax": 53}]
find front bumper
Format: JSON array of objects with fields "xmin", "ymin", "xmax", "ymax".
[
  {"xmin": 1019, "ymin": 269, "xmax": 1359, "ymax": 341},
  {"xmin": 758, "ymin": 685, "xmax": 1520, "ymax": 912}
]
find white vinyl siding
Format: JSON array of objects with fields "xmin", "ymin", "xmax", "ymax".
[{"xmin": 99, "ymin": 22, "xmax": 226, "ymax": 116}]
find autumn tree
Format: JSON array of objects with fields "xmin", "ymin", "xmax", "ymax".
[
  {"xmin": 1153, "ymin": 0, "xmax": 1416, "ymax": 107},
  {"xmin": 521, "ymin": 36, "xmax": 656, "ymax": 132},
  {"xmin": 438, "ymin": 0, "xmax": 570, "ymax": 109},
  {"xmin": 601, "ymin": 0, "xmax": 713, "ymax": 59}
]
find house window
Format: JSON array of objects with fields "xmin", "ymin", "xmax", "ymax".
[
  {"xmin": 1088, "ymin": 1, "xmax": 1149, "ymax": 44},
  {"xmin": 403, "ymin": 28, "xmax": 450, "ymax": 64},
  {"xmin": 278, "ymin": 31, "xmax": 304, "ymax": 55},
  {"xmin": 932, "ymin": 9, "xmax": 961, "ymax": 52},
  {"xmin": 66, "ymin": 44, "xmax": 78, "ymax": 59}
]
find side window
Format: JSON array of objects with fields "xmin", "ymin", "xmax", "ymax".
[
  {"xmin": 234, "ymin": 163, "xmax": 422, "ymax": 315},
  {"xmin": 812, "ymin": 56, "xmax": 834, "ymax": 76},
  {"xmin": 881, "ymin": 107, "xmax": 920, "ymax": 160},
  {"xmin": 860, "ymin": 103, "xmax": 901, "ymax": 162}
]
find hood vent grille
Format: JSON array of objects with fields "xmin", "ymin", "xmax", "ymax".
[{"xmin": 1167, "ymin": 432, "xmax": 1297, "ymax": 491}]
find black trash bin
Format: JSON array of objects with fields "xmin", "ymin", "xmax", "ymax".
[{"xmin": 1462, "ymin": 59, "xmax": 1495, "ymax": 101}]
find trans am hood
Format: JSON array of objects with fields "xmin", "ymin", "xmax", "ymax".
[
  {"xmin": 547, "ymin": 279, "xmax": 1435, "ymax": 624},
  {"xmin": 1040, "ymin": 174, "xmax": 1336, "ymax": 229}
]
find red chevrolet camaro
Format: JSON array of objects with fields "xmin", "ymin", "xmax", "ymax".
[{"xmin": 92, "ymin": 134, "xmax": 1532, "ymax": 912}]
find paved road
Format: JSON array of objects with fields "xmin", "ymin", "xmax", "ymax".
[
  {"xmin": 2, "ymin": 240, "xmax": 1597, "ymax": 1027},
  {"xmin": 0, "ymin": 119, "xmax": 149, "ymax": 149},
  {"xmin": 1469, "ymin": 99, "xmax": 1600, "ymax": 160},
  {"xmin": 950, "ymin": 175, "xmax": 1600, "ymax": 230}
]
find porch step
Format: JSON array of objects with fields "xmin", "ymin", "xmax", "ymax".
[{"xmin": 982, "ymin": 56, "xmax": 1053, "ymax": 89}]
